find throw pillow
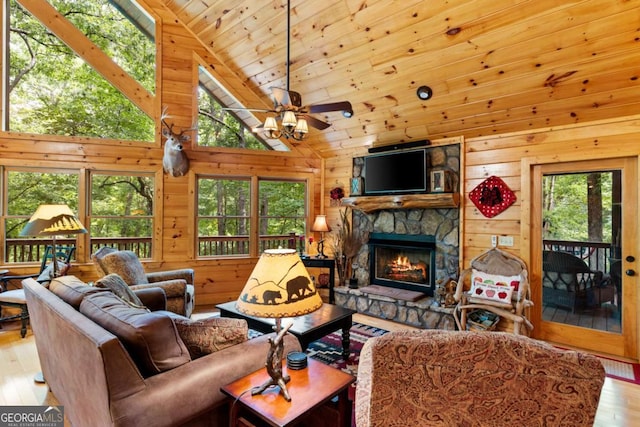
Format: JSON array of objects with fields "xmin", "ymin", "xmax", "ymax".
[
  {"xmin": 470, "ymin": 269, "xmax": 521, "ymax": 302},
  {"xmin": 79, "ymin": 292, "xmax": 191, "ymax": 377},
  {"xmin": 173, "ymin": 316, "xmax": 248, "ymax": 359},
  {"xmin": 96, "ymin": 273, "xmax": 147, "ymax": 310},
  {"xmin": 100, "ymin": 250, "xmax": 149, "ymax": 285}
]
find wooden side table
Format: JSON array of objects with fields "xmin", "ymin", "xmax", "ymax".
[{"xmin": 221, "ymin": 358, "xmax": 355, "ymax": 427}]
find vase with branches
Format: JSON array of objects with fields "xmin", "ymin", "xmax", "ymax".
[{"xmin": 329, "ymin": 207, "xmax": 368, "ymax": 286}]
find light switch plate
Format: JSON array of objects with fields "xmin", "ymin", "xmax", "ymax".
[{"xmin": 498, "ymin": 235, "xmax": 514, "ymax": 247}]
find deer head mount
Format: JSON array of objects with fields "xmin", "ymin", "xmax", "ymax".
[{"xmin": 160, "ymin": 108, "xmax": 194, "ymax": 177}]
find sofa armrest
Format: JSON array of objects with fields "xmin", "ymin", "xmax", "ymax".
[
  {"xmin": 109, "ymin": 333, "xmax": 302, "ymax": 427},
  {"xmin": 146, "ymin": 268, "xmax": 194, "ymax": 284},
  {"xmin": 133, "ymin": 287, "xmax": 166, "ymax": 311},
  {"xmin": 130, "ymin": 280, "xmax": 186, "ymax": 299}
]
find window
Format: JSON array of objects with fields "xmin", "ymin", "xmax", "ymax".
[
  {"xmin": 259, "ymin": 179, "xmax": 306, "ymax": 248},
  {"xmin": 196, "ymin": 176, "xmax": 307, "ymax": 257},
  {"xmin": 90, "ymin": 173, "xmax": 155, "ymax": 258},
  {"xmin": 7, "ymin": 0, "xmax": 155, "ymax": 140},
  {"xmin": 3, "ymin": 169, "xmax": 79, "ymax": 263},
  {"xmin": 197, "ymin": 177, "xmax": 251, "ymax": 256},
  {"xmin": 1, "ymin": 168, "xmax": 156, "ymax": 263},
  {"xmin": 197, "ymin": 67, "xmax": 269, "ymax": 150}
]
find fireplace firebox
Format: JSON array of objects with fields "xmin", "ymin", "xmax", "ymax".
[{"xmin": 368, "ymin": 232, "xmax": 436, "ymax": 296}]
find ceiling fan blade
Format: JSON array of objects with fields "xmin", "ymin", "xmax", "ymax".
[
  {"xmin": 308, "ymin": 101, "xmax": 353, "ymax": 114},
  {"xmin": 302, "ymin": 114, "xmax": 331, "ymax": 130},
  {"xmin": 271, "ymin": 87, "xmax": 302, "ymax": 107}
]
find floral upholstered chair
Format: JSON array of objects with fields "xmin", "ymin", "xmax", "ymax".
[
  {"xmin": 92, "ymin": 247, "xmax": 195, "ymax": 317},
  {"xmin": 355, "ymin": 330, "xmax": 605, "ymax": 427}
]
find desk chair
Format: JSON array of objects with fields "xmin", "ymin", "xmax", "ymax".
[{"xmin": 0, "ymin": 245, "xmax": 75, "ymax": 338}]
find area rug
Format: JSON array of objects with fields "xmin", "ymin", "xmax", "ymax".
[
  {"xmin": 305, "ymin": 323, "xmax": 388, "ymax": 376},
  {"xmin": 595, "ymin": 355, "xmax": 640, "ymax": 385}
]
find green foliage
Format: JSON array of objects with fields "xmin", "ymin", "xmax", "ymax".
[
  {"xmin": 5, "ymin": 171, "xmax": 79, "ymax": 237},
  {"xmin": 8, "ymin": 0, "xmax": 154, "ymax": 140},
  {"xmin": 197, "ymin": 71, "xmax": 269, "ymax": 150},
  {"xmin": 543, "ymin": 172, "xmax": 613, "ymax": 242}
]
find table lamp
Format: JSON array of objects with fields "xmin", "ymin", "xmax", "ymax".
[
  {"xmin": 236, "ymin": 248, "xmax": 323, "ymax": 401},
  {"xmin": 20, "ymin": 204, "xmax": 87, "ymax": 278},
  {"xmin": 311, "ymin": 215, "xmax": 331, "ymax": 258}
]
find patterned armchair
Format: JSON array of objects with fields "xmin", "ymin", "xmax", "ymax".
[
  {"xmin": 355, "ymin": 330, "xmax": 605, "ymax": 427},
  {"xmin": 91, "ymin": 247, "xmax": 195, "ymax": 317}
]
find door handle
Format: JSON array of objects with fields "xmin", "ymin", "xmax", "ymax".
[
  {"xmin": 626, "ymin": 255, "xmax": 635, "ymax": 262},
  {"xmin": 625, "ymin": 269, "xmax": 636, "ymax": 276}
]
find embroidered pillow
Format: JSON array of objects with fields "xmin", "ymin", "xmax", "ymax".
[
  {"xmin": 173, "ymin": 316, "xmax": 248, "ymax": 359},
  {"xmin": 470, "ymin": 269, "xmax": 522, "ymax": 302}
]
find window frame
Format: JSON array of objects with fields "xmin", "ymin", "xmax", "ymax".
[
  {"xmin": 0, "ymin": 164, "xmax": 162, "ymax": 265},
  {"xmin": 195, "ymin": 173, "xmax": 312, "ymax": 259}
]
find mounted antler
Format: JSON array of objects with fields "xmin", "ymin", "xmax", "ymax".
[{"xmin": 160, "ymin": 107, "xmax": 194, "ymax": 177}]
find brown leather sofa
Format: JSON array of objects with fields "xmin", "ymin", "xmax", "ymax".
[{"xmin": 23, "ymin": 276, "xmax": 301, "ymax": 427}]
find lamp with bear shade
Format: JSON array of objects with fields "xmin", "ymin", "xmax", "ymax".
[{"xmin": 236, "ymin": 248, "xmax": 323, "ymax": 401}]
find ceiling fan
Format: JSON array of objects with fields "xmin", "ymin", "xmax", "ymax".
[{"xmin": 224, "ymin": 0, "xmax": 353, "ymax": 141}]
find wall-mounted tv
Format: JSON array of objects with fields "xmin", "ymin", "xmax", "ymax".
[{"xmin": 364, "ymin": 148, "xmax": 428, "ymax": 195}]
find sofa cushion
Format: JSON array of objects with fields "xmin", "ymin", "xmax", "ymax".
[
  {"xmin": 173, "ymin": 316, "xmax": 248, "ymax": 359},
  {"xmin": 49, "ymin": 275, "xmax": 107, "ymax": 309},
  {"xmin": 100, "ymin": 250, "xmax": 149, "ymax": 285},
  {"xmin": 96, "ymin": 273, "xmax": 146, "ymax": 309},
  {"xmin": 79, "ymin": 292, "xmax": 190, "ymax": 377}
]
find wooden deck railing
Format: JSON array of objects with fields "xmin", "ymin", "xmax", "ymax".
[{"xmin": 6, "ymin": 234, "xmax": 304, "ymax": 263}]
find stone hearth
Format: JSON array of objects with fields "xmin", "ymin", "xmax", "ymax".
[{"xmin": 335, "ymin": 286, "xmax": 455, "ymax": 330}]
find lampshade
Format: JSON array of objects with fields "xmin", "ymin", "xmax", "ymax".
[
  {"xmin": 311, "ymin": 215, "xmax": 331, "ymax": 233},
  {"xmin": 236, "ymin": 248, "xmax": 323, "ymax": 318},
  {"xmin": 20, "ymin": 204, "xmax": 87, "ymax": 237},
  {"xmin": 282, "ymin": 111, "xmax": 298, "ymax": 128}
]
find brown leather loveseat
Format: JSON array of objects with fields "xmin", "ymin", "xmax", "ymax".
[{"xmin": 23, "ymin": 276, "xmax": 301, "ymax": 426}]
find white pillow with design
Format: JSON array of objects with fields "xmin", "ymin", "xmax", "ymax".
[{"xmin": 470, "ymin": 269, "xmax": 522, "ymax": 302}]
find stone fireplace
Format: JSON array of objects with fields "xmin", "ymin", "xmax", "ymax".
[{"xmin": 334, "ymin": 142, "xmax": 460, "ymax": 329}]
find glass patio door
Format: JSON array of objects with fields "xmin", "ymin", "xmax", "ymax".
[{"xmin": 531, "ymin": 158, "xmax": 637, "ymax": 359}]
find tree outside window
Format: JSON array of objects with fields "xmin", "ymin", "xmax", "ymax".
[
  {"xmin": 7, "ymin": 0, "xmax": 155, "ymax": 140},
  {"xmin": 197, "ymin": 177, "xmax": 307, "ymax": 257},
  {"xmin": 90, "ymin": 173, "xmax": 154, "ymax": 258},
  {"xmin": 197, "ymin": 177, "xmax": 251, "ymax": 256},
  {"xmin": 4, "ymin": 169, "xmax": 79, "ymax": 263}
]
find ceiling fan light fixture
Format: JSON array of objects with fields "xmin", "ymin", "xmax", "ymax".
[
  {"xmin": 282, "ymin": 111, "xmax": 298, "ymax": 129},
  {"xmin": 417, "ymin": 85, "xmax": 433, "ymax": 100},
  {"xmin": 262, "ymin": 116, "xmax": 282, "ymax": 139},
  {"xmin": 342, "ymin": 110, "xmax": 354, "ymax": 118}
]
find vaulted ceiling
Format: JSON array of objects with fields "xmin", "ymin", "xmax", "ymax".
[{"xmin": 161, "ymin": 0, "xmax": 640, "ymax": 157}]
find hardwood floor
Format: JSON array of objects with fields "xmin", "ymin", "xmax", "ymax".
[{"xmin": 1, "ymin": 314, "xmax": 639, "ymax": 426}]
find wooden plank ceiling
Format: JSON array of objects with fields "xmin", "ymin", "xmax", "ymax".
[{"xmin": 160, "ymin": 0, "xmax": 640, "ymax": 157}]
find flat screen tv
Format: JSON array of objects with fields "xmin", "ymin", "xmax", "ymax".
[{"xmin": 364, "ymin": 148, "xmax": 428, "ymax": 195}]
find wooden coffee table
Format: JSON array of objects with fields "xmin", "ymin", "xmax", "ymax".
[
  {"xmin": 221, "ymin": 357, "xmax": 355, "ymax": 427},
  {"xmin": 217, "ymin": 302, "xmax": 356, "ymax": 359}
]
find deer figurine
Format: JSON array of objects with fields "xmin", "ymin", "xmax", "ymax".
[{"xmin": 161, "ymin": 110, "xmax": 192, "ymax": 177}]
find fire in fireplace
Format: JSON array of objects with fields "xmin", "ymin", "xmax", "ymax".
[{"xmin": 368, "ymin": 232, "xmax": 436, "ymax": 296}]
